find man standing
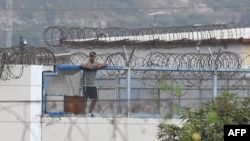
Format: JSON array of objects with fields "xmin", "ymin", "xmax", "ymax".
[{"xmin": 80, "ymin": 51, "xmax": 108, "ymax": 117}]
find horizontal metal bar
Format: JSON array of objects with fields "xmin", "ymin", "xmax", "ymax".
[{"xmin": 56, "ymin": 65, "xmax": 250, "ymax": 72}]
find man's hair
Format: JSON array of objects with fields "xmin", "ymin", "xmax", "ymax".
[{"xmin": 89, "ymin": 51, "xmax": 97, "ymax": 56}]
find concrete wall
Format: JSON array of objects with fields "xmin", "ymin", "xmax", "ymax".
[
  {"xmin": 41, "ymin": 117, "xmax": 181, "ymax": 141},
  {"xmin": 0, "ymin": 65, "xmax": 43, "ymax": 141}
]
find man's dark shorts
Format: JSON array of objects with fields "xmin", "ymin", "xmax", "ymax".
[{"xmin": 83, "ymin": 86, "xmax": 98, "ymax": 99}]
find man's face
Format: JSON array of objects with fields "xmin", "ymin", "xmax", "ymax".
[{"xmin": 89, "ymin": 55, "xmax": 96, "ymax": 61}]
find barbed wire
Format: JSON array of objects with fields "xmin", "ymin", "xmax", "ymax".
[
  {"xmin": 0, "ymin": 46, "xmax": 55, "ymax": 80},
  {"xmin": 0, "ymin": 45, "xmax": 249, "ymax": 81},
  {"xmin": 42, "ymin": 23, "xmax": 250, "ymax": 48},
  {"xmin": 1, "ymin": 23, "xmax": 250, "ymax": 98}
]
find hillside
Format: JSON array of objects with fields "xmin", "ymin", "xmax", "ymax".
[{"xmin": 0, "ymin": 0, "xmax": 250, "ymax": 47}]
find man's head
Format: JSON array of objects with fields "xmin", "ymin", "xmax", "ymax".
[
  {"xmin": 89, "ymin": 51, "xmax": 96, "ymax": 57},
  {"xmin": 89, "ymin": 51, "xmax": 97, "ymax": 61}
]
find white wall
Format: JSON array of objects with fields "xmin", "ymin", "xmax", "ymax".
[
  {"xmin": 41, "ymin": 117, "xmax": 181, "ymax": 141},
  {"xmin": 0, "ymin": 65, "xmax": 43, "ymax": 141}
]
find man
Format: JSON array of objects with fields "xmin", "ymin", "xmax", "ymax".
[{"xmin": 80, "ymin": 51, "xmax": 108, "ymax": 117}]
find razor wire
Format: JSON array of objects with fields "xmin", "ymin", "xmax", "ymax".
[
  {"xmin": 42, "ymin": 23, "xmax": 250, "ymax": 48},
  {"xmin": 53, "ymin": 50, "xmax": 250, "ymax": 95},
  {"xmin": 1, "ymin": 46, "xmax": 248, "ymax": 83},
  {"xmin": 1, "ymin": 47, "xmax": 250, "ymax": 97},
  {"xmin": 1, "ymin": 23, "xmax": 250, "ymax": 97},
  {"xmin": 0, "ymin": 46, "xmax": 55, "ymax": 80}
]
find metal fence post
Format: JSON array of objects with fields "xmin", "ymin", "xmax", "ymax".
[
  {"xmin": 213, "ymin": 70, "xmax": 218, "ymax": 97},
  {"xmin": 126, "ymin": 67, "xmax": 131, "ymax": 117},
  {"xmin": 115, "ymin": 75, "xmax": 119, "ymax": 115}
]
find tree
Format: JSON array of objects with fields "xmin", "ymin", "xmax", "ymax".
[{"xmin": 157, "ymin": 92, "xmax": 250, "ymax": 141}]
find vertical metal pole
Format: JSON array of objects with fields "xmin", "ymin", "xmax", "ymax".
[
  {"xmin": 210, "ymin": 49, "xmax": 218, "ymax": 98},
  {"xmin": 115, "ymin": 75, "xmax": 118, "ymax": 115},
  {"xmin": 226, "ymin": 79, "xmax": 229, "ymax": 93},
  {"xmin": 42, "ymin": 73, "xmax": 46, "ymax": 116},
  {"xmin": 157, "ymin": 79, "xmax": 160, "ymax": 114},
  {"xmin": 118, "ymin": 77, "xmax": 121, "ymax": 114},
  {"xmin": 213, "ymin": 70, "xmax": 218, "ymax": 97},
  {"xmin": 126, "ymin": 68, "xmax": 131, "ymax": 117},
  {"xmin": 20, "ymin": 37, "xmax": 24, "ymax": 64},
  {"xmin": 210, "ymin": 47, "xmax": 220, "ymax": 98},
  {"xmin": 198, "ymin": 79, "xmax": 202, "ymax": 108},
  {"xmin": 212, "ymin": 53, "xmax": 218, "ymax": 98}
]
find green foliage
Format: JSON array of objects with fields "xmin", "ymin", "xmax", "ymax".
[
  {"xmin": 173, "ymin": 85, "xmax": 181, "ymax": 97},
  {"xmin": 160, "ymin": 79, "xmax": 170, "ymax": 91},
  {"xmin": 160, "ymin": 79, "xmax": 181, "ymax": 97},
  {"xmin": 157, "ymin": 93, "xmax": 250, "ymax": 141}
]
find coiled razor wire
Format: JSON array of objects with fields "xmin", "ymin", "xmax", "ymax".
[
  {"xmin": 2, "ymin": 46, "xmax": 250, "ymax": 97},
  {"xmin": 1, "ymin": 23, "xmax": 250, "ymax": 95},
  {"xmin": 57, "ymin": 51, "xmax": 250, "ymax": 96},
  {"xmin": 42, "ymin": 23, "xmax": 250, "ymax": 48},
  {"xmin": 0, "ymin": 46, "xmax": 55, "ymax": 80},
  {"xmin": 0, "ymin": 46, "xmax": 249, "ymax": 80},
  {"xmin": 69, "ymin": 51, "xmax": 243, "ymax": 78}
]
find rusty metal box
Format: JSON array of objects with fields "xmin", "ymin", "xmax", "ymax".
[{"xmin": 64, "ymin": 96, "xmax": 85, "ymax": 114}]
